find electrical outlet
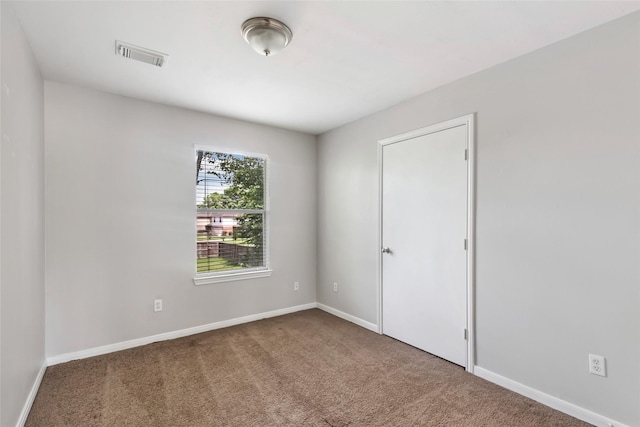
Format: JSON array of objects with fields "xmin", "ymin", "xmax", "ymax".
[
  {"xmin": 154, "ymin": 299, "xmax": 163, "ymax": 312},
  {"xmin": 294, "ymin": 281, "xmax": 299, "ymax": 291},
  {"xmin": 333, "ymin": 282, "xmax": 338, "ymax": 292},
  {"xmin": 588, "ymin": 354, "xmax": 606, "ymax": 377}
]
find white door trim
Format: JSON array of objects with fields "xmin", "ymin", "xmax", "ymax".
[{"xmin": 377, "ymin": 113, "xmax": 476, "ymax": 373}]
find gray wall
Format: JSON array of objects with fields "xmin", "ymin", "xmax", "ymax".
[
  {"xmin": 1, "ymin": 3, "xmax": 46, "ymax": 426},
  {"xmin": 45, "ymin": 82, "xmax": 317, "ymax": 357},
  {"xmin": 317, "ymin": 12, "xmax": 640, "ymax": 426}
]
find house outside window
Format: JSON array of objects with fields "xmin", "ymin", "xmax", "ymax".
[{"xmin": 194, "ymin": 148, "xmax": 271, "ymax": 285}]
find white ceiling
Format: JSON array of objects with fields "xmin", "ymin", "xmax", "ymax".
[{"xmin": 11, "ymin": 1, "xmax": 640, "ymax": 135}]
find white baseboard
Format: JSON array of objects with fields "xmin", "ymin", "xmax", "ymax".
[
  {"xmin": 474, "ymin": 366, "xmax": 629, "ymax": 427},
  {"xmin": 17, "ymin": 362, "xmax": 47, "ymax": 427},
  {"xmin": 47, "ymin": 302, "xmax": 317, "ymax": 366},
  {"xmin": 47, "ymin": 303, "xmax": 379, "ymax": 367},
  {"xmin": 316, "ymin": 303, "xmax": 379, "ymax": 333}
]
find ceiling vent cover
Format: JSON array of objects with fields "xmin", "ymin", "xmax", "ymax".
[{"xmin": 115, "ymin": 41, "xmax": 168, "ymax": 67}]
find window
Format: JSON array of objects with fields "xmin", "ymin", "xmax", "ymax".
[{"xmin": 194, "ymin": 149, "xmax": 270, "ymax": 285}]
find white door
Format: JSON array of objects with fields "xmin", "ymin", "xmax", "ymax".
[{"xmin": 381, "ymin": 122, "xmax": 468, "ymax": 367}]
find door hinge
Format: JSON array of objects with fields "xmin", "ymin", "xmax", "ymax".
[
  {"xmin": 464, "ymin": 149, "xmax": 468, "ymax": 161},
  {"xmin": 464, "ymin": 329, "xmax": 468, "ymax": 340},
  {"xmin": 464, "ymin": 238, "xmax": 467, "ymax": 250}
]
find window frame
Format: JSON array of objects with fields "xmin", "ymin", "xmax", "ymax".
[{"xmin": 193, "ymin": 145, "xmax": 271, "ymax": 286}]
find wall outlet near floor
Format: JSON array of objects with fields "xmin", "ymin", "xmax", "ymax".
[
  {"xmin": 333, "ymin": 282, "xmax": 338, "ymax": 292},
  {"xmin": 154, "ymin": 299, "xmax": 163, "ymax": 312},
  {"xmin": 294, "ymin": 281, "xmax": 299, "ymax": 291},
  {"xmin": 588, "ymin": 354, "xmax": 606, "ymax": 377}
]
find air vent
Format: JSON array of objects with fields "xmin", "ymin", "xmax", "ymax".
[{"xmin": 115, "ymin": 41, "xmax": 168, "ymax": 67}]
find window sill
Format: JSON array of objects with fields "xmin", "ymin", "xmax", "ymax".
[{"xmin": 193, "ymin": 269, "xmax": 272, "ymax": 286}]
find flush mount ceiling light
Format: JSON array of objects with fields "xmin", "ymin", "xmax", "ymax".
[
  {"xmin": 241, "ymin": 17, "xmax": 292, "ymax": 57},
  {"xmin": 115, "ymin": 40, "xmax": 168, "ymax": 67}
]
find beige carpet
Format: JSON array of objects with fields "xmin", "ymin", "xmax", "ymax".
[{"xmin": 26, "ymin": 309, "xmax": 590, "ymax": 426}]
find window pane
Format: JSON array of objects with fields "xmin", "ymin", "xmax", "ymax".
[
  {"xmin": 196, "ymin": 151, "xmax": 264, "ymax": 210},
  {"xmin": 196, "ymin": 212, "xmax": 264, "ymax": 272},
  {"xmin": 195, "ymin": 150, "xmax": 266, "ymax": 275}
]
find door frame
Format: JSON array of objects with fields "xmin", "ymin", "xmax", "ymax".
[{"xmin": 377, "ymin": 113, "xmax": 476, "ymax": 373}]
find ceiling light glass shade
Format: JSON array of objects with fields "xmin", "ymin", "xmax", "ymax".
[{"xmin": 241, "ymin": 17, "xmax": 292, "ymax": 57}]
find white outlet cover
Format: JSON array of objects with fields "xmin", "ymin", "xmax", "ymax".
[{"xmin": 588, "ymin": 354, "xmax": 606, "ymax": 377}]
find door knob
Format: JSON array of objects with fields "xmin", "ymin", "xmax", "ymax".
[{"xmin": 381, "ymin": 247, "xmax": 391, "ymax": 254}]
